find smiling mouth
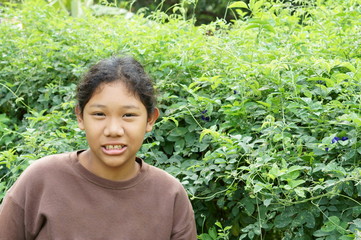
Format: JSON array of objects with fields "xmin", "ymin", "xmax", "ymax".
[
  {"xmin": 104, "ymin": 145, "xmax": 125, "ymax": 150},
  {"xmin": 102, "ymin": 144, "xmax": 127, "ymax": 155}
]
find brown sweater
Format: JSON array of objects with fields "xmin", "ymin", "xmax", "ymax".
[{"xmin": 0, "ymin": 151, "xmax": 197, "ymax": 240}]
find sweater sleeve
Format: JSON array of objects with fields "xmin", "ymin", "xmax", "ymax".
[
  {"xmin": 0, "ymin": 195, "xmax": 26, "ymax": 240},
  {"xmin": 170, "ymin": 185, "xmax": 197, "ymax": 240},
  {"xmin": 0, "ymin": 158, "xmax": 49, "ymax": 240}
]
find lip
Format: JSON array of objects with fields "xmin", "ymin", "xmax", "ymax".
[{"xmin": 101, "ymin": 143, "xmax": 127, "ymax": 155}]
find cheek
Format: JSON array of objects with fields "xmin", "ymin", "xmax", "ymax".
[
  {"xmin": 78, "ymin": 119, "xmax": 96, "ymax": 135},
  {"xmin": 84, "ymin": 130, "xmax": 99, "ymax": 147}
]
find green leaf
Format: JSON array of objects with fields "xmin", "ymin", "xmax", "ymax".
[
  {"xmin": 228, "ymin": 1, "xmax": 248, "ymax": 9},
  {"xmin": 198, "ymin": 233, "xmax": 213, "ymax": 240},
  {"xmin": 321, "ymin": 216, "xmax": 340, "ymax": 232},
  {"xmin": 268, "ymin": 163, "xmax": 286, "ymax": 180},
  {"xmin": 252, "ymin": 0, "xmax": 264, "ymax": 12},
  {"xmin": 341, "ymin": 182, "xmax": 354, "ymax": 197},
  {"xmin": 338, "ymin": 62, "xmax": 356, "ymax": 73},
  {"xmin": 263, "ymin": 198, "xmax": 272, "ymax": 207},
  {"xmin": 294, "ymin": 188, "xmax": 306, "ymax": 198},
  {"xmin": 245, "ymin": 24, "xmax": 264, "ymax": 31},
  {"xmin": 288, "ymin": 180, "xmax": 305, "ymax": 189},
  {"xmin": 274, "ymin": 213, "xmax": 293, "ymax": 228},
  {"xmin": 254, "ymin": 183, "xmax": 264, "ymax": 193},
  {"xmin": 263, "ymin": 24, "xmax": 276, "ymax": 33},
  {"xmin": 339, "ymin": 236, "xmax": 355, "ymax": 240},
  {"xmin": 305, "ymin": 212, "xmax": 316, "ymax": 228},
  {"xmin": 293, "ymin": 211, "xmax": 315, "ymax": 228},
  {"xmin": 272, "ymin": 133, "xmax": 283, "ymax": 142},
  {"xmin": 215, "ymin": 221, "xmax": 223, "ymax": 229},
  {"xmin": 332, "ymin": 73, "xmax": 350, "ymax": 83},
  {"xmin": 240, "ymin": 198, "xmax": 255, "ymax": 216},
  {"xmin": 282, "ymin": 170, "xmax": 300, "ymax": 181},
  {"xmin": 313, "ymin": 230, "xmax": 331, "ymax": 237},
  {"xmin": 209, "ymin": 227, "xmax": 217, "ymax": 240},
  {"xmin": 308, "ymin": 76, "xmax": 334, "ymax": 87},
  {"xmin": 161, "ymin": 117, "xmax": 179, "ymax": 127},
  {"xmin": 351, "ymin": 218, "xmax": 361, "ymax": 229}
]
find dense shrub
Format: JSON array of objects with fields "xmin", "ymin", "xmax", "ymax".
[
  {"xmin": 128, "ymin": 0, "xmax": 233, "ymax": 24},
  {"xmin": 1, "ymin": 0, "xmax": 360, "ymax": 239},
  {"xmin": 129, "ymin": 0, "xmax": 318, "ymax": 24}
]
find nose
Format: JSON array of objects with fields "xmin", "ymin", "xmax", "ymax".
[{"xmin": 104, "ymin": 118, "xmax": 124, "ymax": 137}]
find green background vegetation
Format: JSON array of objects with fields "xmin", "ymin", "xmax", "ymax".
[{"xmin": 0, "ymin": 0, "xmax": 361, "ymax": 239}]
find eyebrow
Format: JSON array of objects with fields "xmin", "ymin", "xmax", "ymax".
[{"xmin": 89, "ymin": 104, "xmax": 140, "ymax": 110}]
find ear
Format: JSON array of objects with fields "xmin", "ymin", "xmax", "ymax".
[
  {"xmin": 146, "ymin": 108, "xmax": 160, "ymax": 132},
  {"xmin": 75, "ymin": 106, "xmax": 85, "ymax": 130}
]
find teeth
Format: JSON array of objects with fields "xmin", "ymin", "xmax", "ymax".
[{"xmin": 105, "ymin": 145, "xmax": 123, "ymax": 150}]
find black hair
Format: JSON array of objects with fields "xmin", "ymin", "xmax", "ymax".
[{"xmin": 76, "ymin": 56, "xmax": 156, "ymax": 116}]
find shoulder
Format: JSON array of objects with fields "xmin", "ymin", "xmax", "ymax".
[
  {"xmin": 31, "ymin": 151, "xmax": 73, "ymax": 167},
  {"xmin": 8, "ymin": 152, "xmax": 75, "ymax": 192},
  {"xmin": 20, "ymin": 152, "xmax": 74, "ymax": 177},
  {"xmin": 142, "ymin": 165, "xmax": 197, "ymax": 238},
  {"xmin": 5, "ymin": 152, "xmax": 77, "ymax": 207},
  {"xmin": 141, "ymin": 162, "xmax": 190, "ymax": 198},
  {"xmin": 145, "ymin": 163, "xmax": 183, "ymax": 187}
]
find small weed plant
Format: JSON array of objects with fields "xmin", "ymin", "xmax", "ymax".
[{"xmin": 0, "ymin": 0, "xmax": 360, "ymax": 239}]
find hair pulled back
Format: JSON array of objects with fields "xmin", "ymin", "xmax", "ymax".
[{"xmin": 76, "ymin": 56, "xmax": 157, "ymax": 116}]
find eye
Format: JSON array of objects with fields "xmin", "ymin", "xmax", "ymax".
[
  {"xmin": 123, "ymin": 113, "xmax": 136, "ymax": 118},
  {"xmin": 92, "ymin": 112, "xmax": 105, "ymax": 117}
]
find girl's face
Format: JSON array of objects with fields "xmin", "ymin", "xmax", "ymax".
[{"xmin": 76, "ymin": 81, "xmax": 159, "ymax": 181}]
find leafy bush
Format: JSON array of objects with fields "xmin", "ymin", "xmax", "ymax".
[{"xmin": 1, "ymin": 0, "xmax": 360, "ymax": 239}]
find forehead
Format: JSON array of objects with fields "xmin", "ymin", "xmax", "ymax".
[
  {"xmin": 89, "ymin": 81, "xmax": 141, "ymax": 105},
  {"xmin": 93, "ymin": 81, "xmax": 138, "ymax": 97},
  {"xmin": 94, "ymin": 80, "xmax": 127, "ymax": 93}
]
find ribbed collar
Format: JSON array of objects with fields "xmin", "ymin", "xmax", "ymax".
[{"xmin": 69, "ymin": 150, "xmax": 149, "ymax": 190}]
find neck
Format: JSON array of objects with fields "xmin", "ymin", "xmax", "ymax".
[{"xmin": 78, "ymin": 150, "xmax": 140, "ymax": 181}]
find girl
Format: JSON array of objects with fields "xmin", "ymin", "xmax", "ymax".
[{"xmin": 0, "ymin": 56, "xmax": 197, "ymax": 240}]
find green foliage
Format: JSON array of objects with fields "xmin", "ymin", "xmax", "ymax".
[
  {"xmin": 128, "ymin": 0, "xmax": 233, "ymax": 24},
  {"xmin": 1, "ymin": 0, "xmax": 361, "ymax": 239},
  {"xmin": 198, "ymin": 222, "xmax": 232, "ymax": 240}
]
